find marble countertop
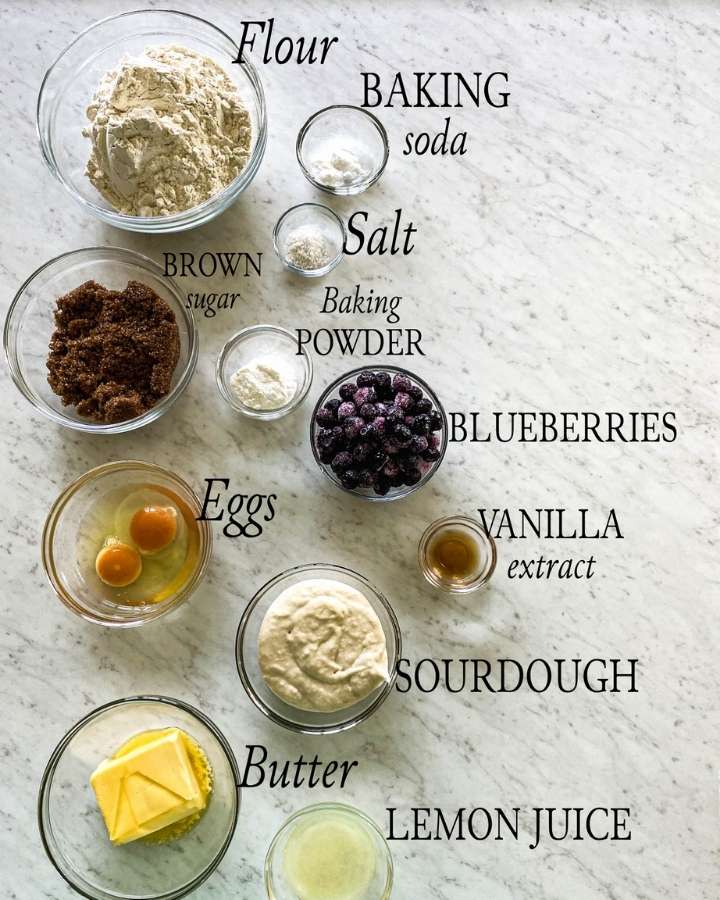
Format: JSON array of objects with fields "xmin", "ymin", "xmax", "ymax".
[{"xmin": 0, "ymin": 1, "xmax": 717, "ymax": 898}]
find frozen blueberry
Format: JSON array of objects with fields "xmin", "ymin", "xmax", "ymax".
[
  {"xmin": 353, "ymin": 386, "xmax": 377, "ymax": 407},
  {"xmin": 353, "ymin": 442, "xmax": 372, "ymax": 465},
  {"xmin": 319, "ymin": 447, "xmax": 335, "ymax": 464},
  {"xmin": 392, "ymin": 373, "xmax": 412, "ymax": 393},
  {"xmin": 338, "ymin": 401, "xmax": 356, "ymax": 420},
  {"xmin": 375, "ymin": 371, "xmax": 393, "ymax": 398},
  {"xmin": 389, "ymin": 471, "xmax": 405, "ymax": 488},
  {"xmin": 368, "ymin": 449, "xmax": 388, "ymax": 471},
  {"xmin": 394, "ymin": 391, "xmax": 413, "ymax": 411},
  {"xmin": 359, "ymin": 422, "xmax": 377, "ymax": 440},
  {"xmin": 383, "ymin": 459, "xmax": 401, "ymax": 478},
  {"xmin": 403, "ymin": 467, "xmax": 422, "ymax": 486},
  {"xmin": 408, "ymin": 384, "xmax": 423, "ymax": 402},
  {"xmin": 339, "ymin": 382, "xmax": 357, "ymax": 401},
  {"xmin": 411, "ymin": 435, "xmax": 428, "ymax": 454},
  {"xmin": 394, "ymin": 423, "xmax": 412, "ymax": 447},
  {"xmin": 371, "ymin": 416, "xmax": 387, "ymax": 436},
  {"xmin": 373, "ymin": 473, "xmax": 391, "ymax": 496},
  {"xmin": 341, "ymin": 468, "xmax": 360, "ymax": 489},
  {"xmin": 359, "ymin": 402, "xmax": 377, "ymax": 420},
  {"xmin": 344, "ymin": 416, "xmax": 365, "ymax": 442},
  {"xmin": 357, "ymin": 469, "xmax": 374, "ymax": 488},
  {"xmin": 429, "ymin": 411, "xmax": 443, "ymax": 431},
  {"xmin": 423, "ymin": 447, "xmax": 441, "ymax": 462},
  {"xmin": 315, "ymin": 406, "xmax": 336, "ymax": 427},
  {"xmin": 415, "ymin": 398, "xmax": 433, "ymax": 414},
  {"xmin": 325, "ymin": 397, "xmax": 342, "ymax": 414},
  {"xmin": 382, "ymin": 437, "xmax": 401, "ymax": 456},
  {"xmin": 374, "ymin": 402, "xmax": 389, "ymax": 417},
  {"xmin": 412, "ymin": 414, "xmax": 431, "ymax": 435},
  {"xmin": 427, "ymin": 433, "xmax": 440, "ymax": 450},
  {"xmin": 331, "ymin": 451, "xmax": 353, "ymax": 473},
  {"xmin": 399, "ymin": 454, "xmax": 420, "ymax": 472},
  {"xmin": 386, "ymin": 408, "xmax": 405, "ymax": 431},
  {"xmin": 356, "ymin": 370, "xmax": 377, "ymax": 388}
]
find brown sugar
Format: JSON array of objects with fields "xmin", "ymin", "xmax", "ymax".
[{"xmin": 47, "ymin": 280, "xmax": 181, "ymax": 424}]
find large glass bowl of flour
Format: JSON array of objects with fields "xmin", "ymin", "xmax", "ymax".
[{"xmin": 37, "ymin": 10, "xmax": 267, "ymax": 233}]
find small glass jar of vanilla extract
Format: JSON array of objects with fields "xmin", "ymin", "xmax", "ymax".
[{"xmin": 418, "ymin": 515, "xmax": 496, "ymax": 593}]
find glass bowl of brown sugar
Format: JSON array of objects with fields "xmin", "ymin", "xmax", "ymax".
[{"xmin": 4, "ymin": 247, "xmax": 197, "ymax": 434}]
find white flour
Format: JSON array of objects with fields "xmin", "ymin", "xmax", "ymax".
[{"xmin": 84, "ymin": 45, "xmax": 252, "ymax": 217}]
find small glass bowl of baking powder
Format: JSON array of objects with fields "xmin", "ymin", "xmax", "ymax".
[
  {"xmin": 297, "ymin": 105, "xmax": 390, "ymax": 195},
  {"xmin": 216, "ymin": 325, "xmax": 312, "ymax": 420},
  {"xmin": 273, "ymin": 203, "xmax": 345, "ymax": 277}
]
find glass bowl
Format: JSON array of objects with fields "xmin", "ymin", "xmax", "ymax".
[
  {"xmin": 235, "ymin": 564, "xmax": 401, "ymax": 735},
  {"xmin": 37, "ymin": 9, "xmax": 267, "ymax": 233},
  {"xmin": 4, "ymin": 247, "xmax": 197, "ymax": 434},
  {"xmin": 418, "ymin": 515, "xmax": 497, "ymax": 593},
  {"xmin": 38, "ymin": 696, "xmax": 241, "ymax": 900},
  {"xmin": 310, "ymin": 365, "xmax": 448, "ymax": 502},
  {"xmin": 42, "ymin": 461, "xmax": 213, "ymax": 627},
  {"xmin": 273, "ymin": 203, "xmax": 345, "ymax": 277},
  {"xmin": 297, "ymin": 105, "xmax": 390, "ymax": 195},
  {"xmin": 216, "ymin": 325, "xmax": 312, "ymax": 420},
  {"xmin": 265, "ymin": 803, "xmax": 393, "ymax": 900}
]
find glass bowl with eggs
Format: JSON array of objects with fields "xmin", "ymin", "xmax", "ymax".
[{"xmin": 42, "ymin": 461, "xmax": 212, "ymax": 627}]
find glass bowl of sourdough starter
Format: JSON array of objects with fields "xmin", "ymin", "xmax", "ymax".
[
  {"xmin": 297, "ymin": 105, "xmax": 390, "ymax": 195},
  {"xmin": 37, "ymin": 10, "xmax": 267, "ymax": 233},
  {"xmin": 38, "ymin": 696, "xmax": 241, "ymax": 900},
  {"xmin": 265, "ymin": 803, "xmax": 394, "ymax": 900},
  {"xmin": 235, "ymin": 564, "xmax": 401, "ymax": 735},
  {"xmin": 42, "ymin": 461, "xmax": 213, "ymax": 627},
  {"xmin": 4, "ymin": 247, "xmax": 197, "ymax": 433}
]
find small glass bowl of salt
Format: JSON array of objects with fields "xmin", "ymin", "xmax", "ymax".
[
  {"xmin": 296, "ymin": 104, "xmax": 390, "ymax": 195},
  {"xmin": 216, "ymin": 325, "xmax": 313, "ymax": 420},
  {"xmin": 273, "ymin": 203, "xmax": 345, "ymax": 277}
]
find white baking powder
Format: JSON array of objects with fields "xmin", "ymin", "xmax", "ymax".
[{"xmin": 229, "ymin": 357, "xmax": 297, "ymax": 410}]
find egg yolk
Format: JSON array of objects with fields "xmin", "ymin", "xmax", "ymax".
[
  {"xmin": 96, "ymin": 540, "xmax": 142, "ymax": 587},
  {"xmin": 130, "ymin": 505, "xmax": 178, "ymax": 555}
]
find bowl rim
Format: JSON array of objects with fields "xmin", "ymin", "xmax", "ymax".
[
  {"xmin": 296, "ymin": 103, "xmax": 390, "ymax": 195},
  {"xmin": 264, "ymin": 801, "xmax": 394, "ymax": 899},
  {"xmin": 235, "ymin": 563, "xmax": 402, "ymax": 735},
  {"xmin": 309, "ymin": 364, "xmax": 449, "ymax": 502},
  {"xmin": 37, "ymin": 694, "xmax": 242, "ymax": 900},
  {"xmin": 215, "ymin": 324, "xmax": 313, "ymax": 420},
  {"xmin": 272, "ymin": 202, "xmax": 346, "ymax": 277},
  {"xmin": 417, "ymin": 514, "xmax": 498, "ymax": 593},
  {"xmin": 3, "ymin": 246, "xmax": 198, "ymax": 434},
  {"xmin": 41, "ymin": 459, "xmax": 213, "ymax": 627},
  {"xmin": 36, "ymin": 8, "xmax": 268, "ymax": 233}
]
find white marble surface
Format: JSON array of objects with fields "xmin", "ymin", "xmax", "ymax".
[{"xmin": 0, "ymin": 1, "xmax": 718, "ymax": 897}]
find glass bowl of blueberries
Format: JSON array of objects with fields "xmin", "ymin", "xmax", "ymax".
[{"xmin": 310, "ymin": 366, "xmax": 448, "ymax": 501}]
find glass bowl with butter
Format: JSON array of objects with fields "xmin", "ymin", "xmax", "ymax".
[
  {"xmin": 42, "ymin": 461, "xmax": 212, "ymax": 627},
  {"xmin": 38, "ymin": 696, "xmax": 241, "ymax": 900},
  {"xmin": 265, "ymin": 803, "xmax": 394, "ymax": 900},
  {"xmin": 236, "ymin": 564, "xmax": 401, "ymax": 735}
]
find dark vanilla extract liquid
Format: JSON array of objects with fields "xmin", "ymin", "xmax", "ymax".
[{"xmin": 427, "ymin": 528, "xmax": 481, "ymax": 584}]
